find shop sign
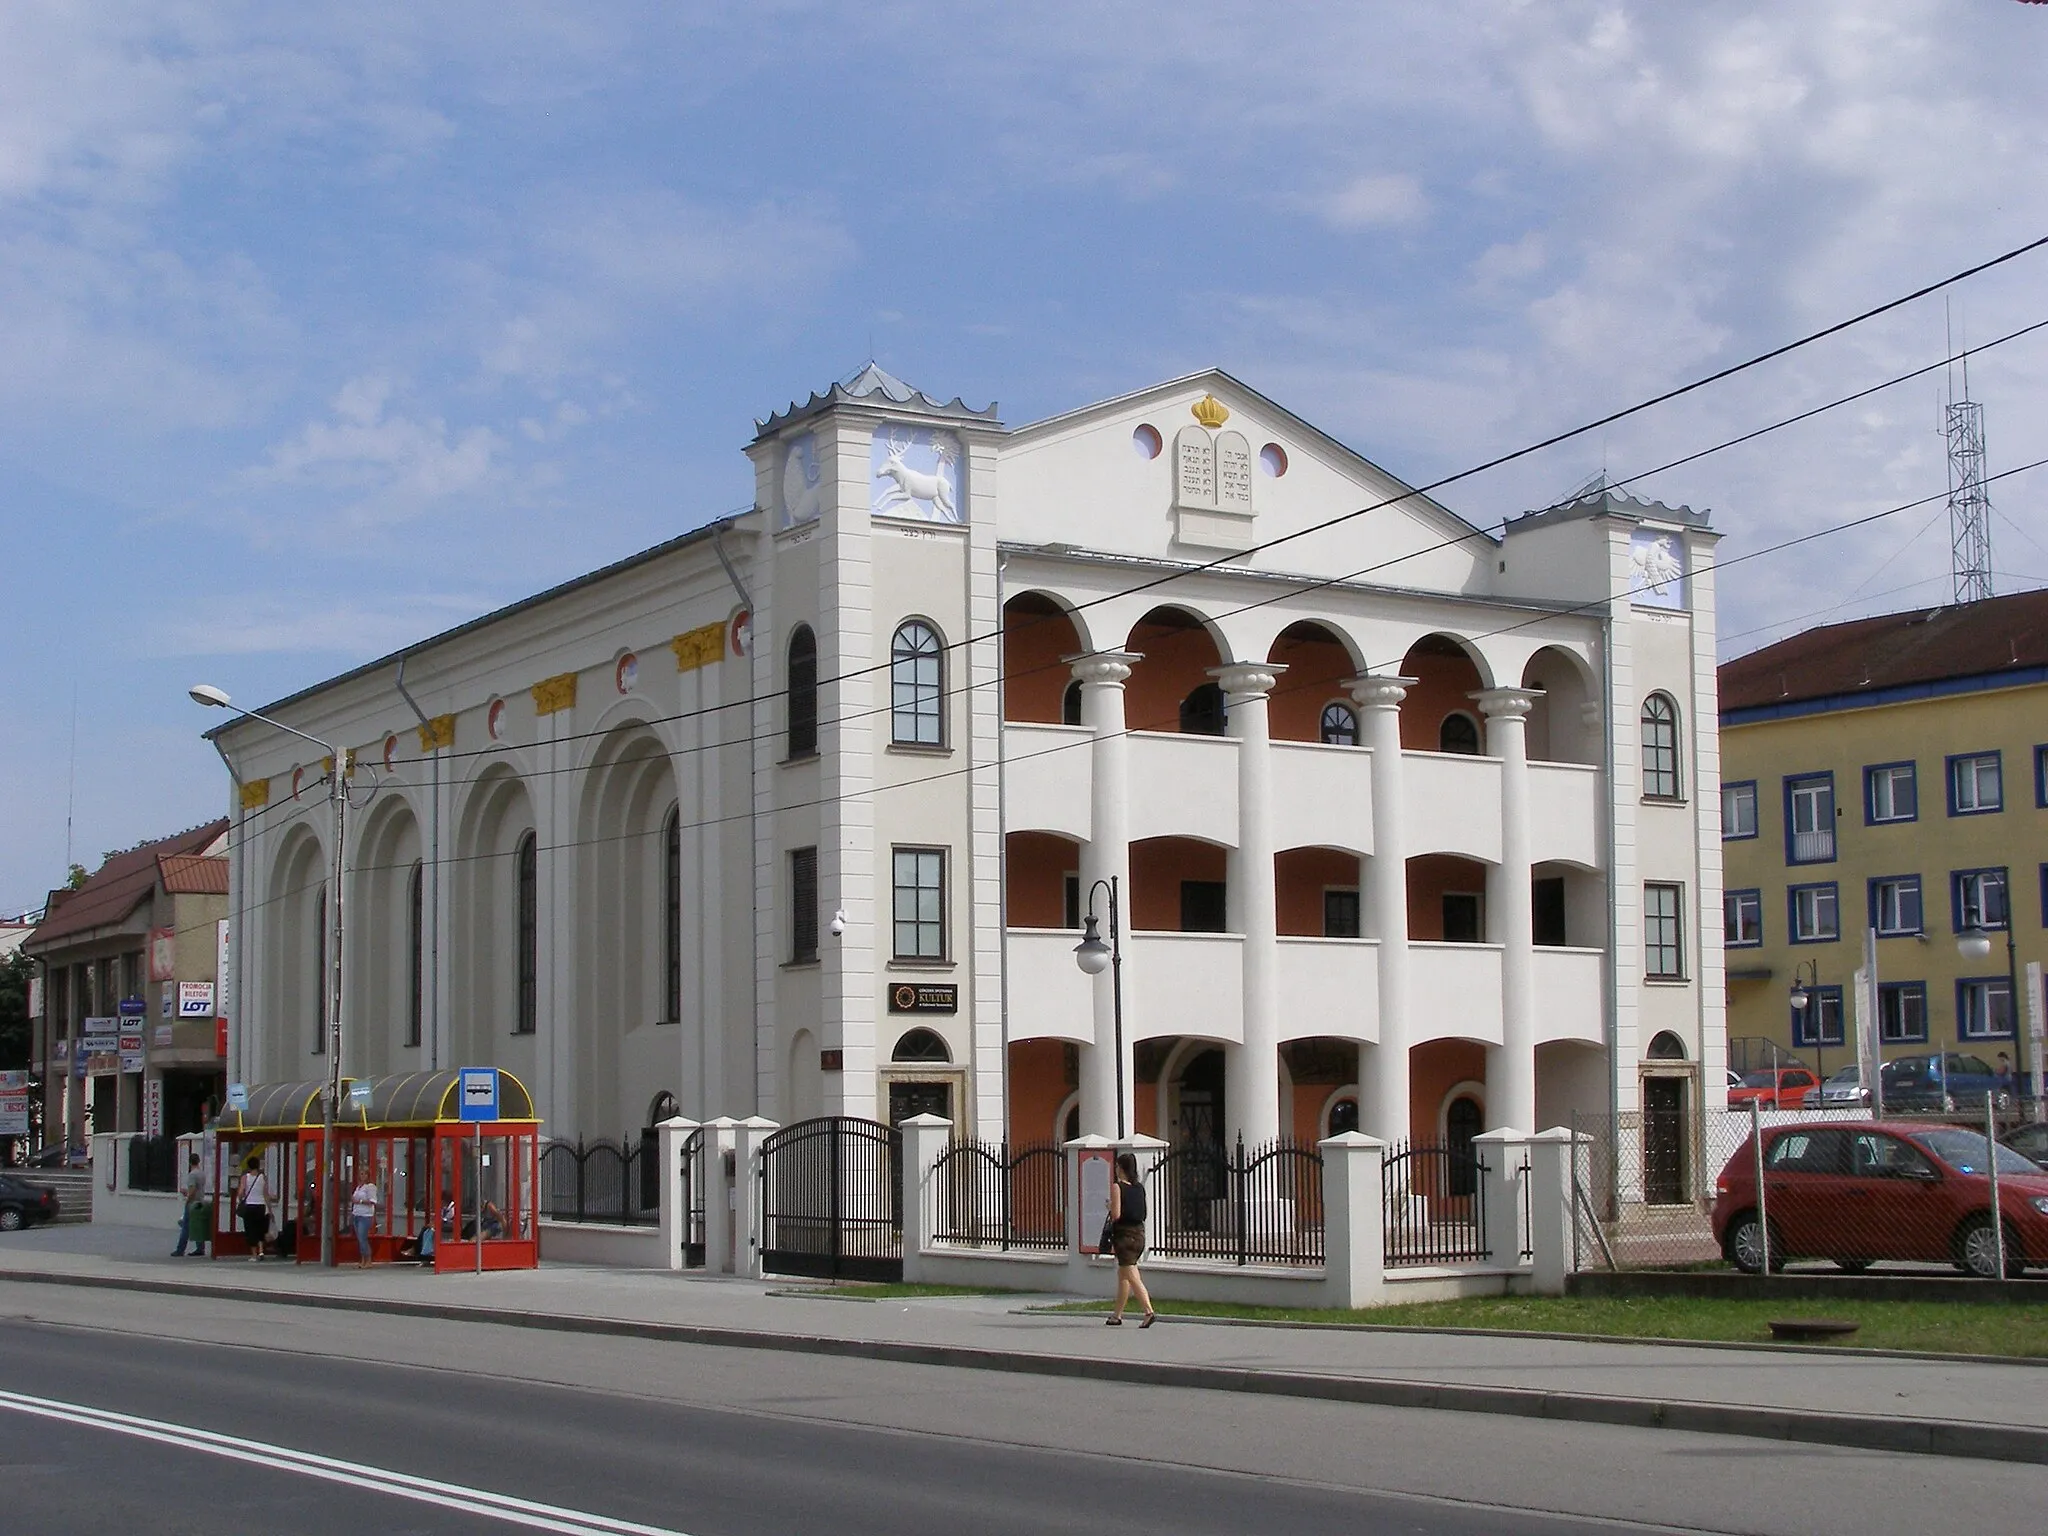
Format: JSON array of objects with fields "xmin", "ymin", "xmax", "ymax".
[
  {"xmin": 149, "ymin": 928, "xmax": 177, "ymax": 982},
  {"xmin": 0, "ymin": 1071, "xmax": 26, "ymax": 1090},
  {"xmin": 153, "ymin": 1024, "xmax": 174, "ymax": 1048},
  {"xmin": 119, "ymin": 996, "xmax": 146, "ymax": 1018},
  {"xmin": 178, "ymin": 982, "xmax": 216, "ymax": 1018},
  {"xmin": 142, "ymin": 1080, "xmax": 163, "ymax": 1139},
  {"xmin": 887, "ymin": 983, "xmax": 958, "ymax": 1015},
  {"xmin": 0, "ymin": 1093, "xmax": 27, "ymax": 1137}
]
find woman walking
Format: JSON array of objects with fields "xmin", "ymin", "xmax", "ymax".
[
  {"xmin": 1104, "ymin": 1151, "xmax": 1155, "ymax": 1328},
  {"xmin": 236, "ymin": 1156, "xmax": 271, "ymax": 1262}
]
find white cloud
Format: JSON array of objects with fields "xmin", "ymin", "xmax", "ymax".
[
  {"xmin": 154, "ymin": 590, "xmax": 497, "ymax": 659},
  {"xmin": 1310, "ymin": 173, "xmax": 1427, "ymax": 231},
  {"xmin": 246, "ymin": 375, "xmax": 502, "ymax": 524}
]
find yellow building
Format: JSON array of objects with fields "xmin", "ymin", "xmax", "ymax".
[{"xmin": 1719, "ymin": 590, "xmax": 2048, "ymax": 1090}]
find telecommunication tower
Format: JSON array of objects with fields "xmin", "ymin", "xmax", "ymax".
[{"xmin": 1947, "ymin": 355, "xmax": 1993, "ymax": 604}]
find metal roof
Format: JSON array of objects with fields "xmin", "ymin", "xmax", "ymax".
[{"xmin": 213, "ymin": 1072, "xmax": 537, "ymax": 1133}]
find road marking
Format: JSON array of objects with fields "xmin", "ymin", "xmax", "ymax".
[{"xmin": 0, "ymin": 1386, "xmax": 692, "ymax": 1536}]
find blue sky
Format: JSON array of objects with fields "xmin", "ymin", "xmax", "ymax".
[{"xmin": 6, "ymin": 1, "xmax": 2048, "ymax": 912}]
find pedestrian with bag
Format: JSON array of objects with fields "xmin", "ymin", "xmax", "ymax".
[
  {"xmin": 236, "ymin": 1156, "xmax": 271, "ymax": 1261},
  {"xmin": 172, "ymin": 1153, "xmax": 208, "ymax": 1257},
  {"xmin": 1104, "ymin": 1151, "xmax": 1155, "ymax": 1328},
  {"xmin": 350, "ymin": 1172, "xmax": 380, "ymax": 1268}
]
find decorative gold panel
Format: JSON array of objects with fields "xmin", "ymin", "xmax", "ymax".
[
  {"xmin": 239, "ymin": 779, "xmax": 269, "ymax": 810},
  {"xmin": 417, "ymin": 714, "xmax": 456, "ymax": 752},
  {"xmin": 532, "ymin": 673, "xmax": 578, "ymax": 716},
  {"xmin": 671, "ymin": 622, "xmax": 725, "ymax": 673}
]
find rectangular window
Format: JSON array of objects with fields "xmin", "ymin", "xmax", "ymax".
[
  {"xmin": 1785, "ymin": 773, "xmax": 1835, "ymax": 863},
  {"xmin": 1721, "ymin": 780, "xmax": 1758, "ymax": 840},
  {"xmin": 1868, "ymin": 875, "xmax": 1922, "ymax": 938},
  {"xmin": 790, "ymin": 846, "xmax": 818, "ymax": 964},
  {"xmin": 1180, "ymin": 880, "xmax": 1228, "ymax": 933},
  {"xmin": 2037, "ymin": 745, "xmax": 2048, "ymax": 809},
  {"xmin": 1532, "ymin": 877, "xmax": 1567, "ymax": 946},
  {"xmin": 1442, "ymin": 892, "xmax": 1483, "ymax": 943},
  {"xmin": 1644, "ymin": 883, "xmax": 1684, "ymax": 979},
  {"xmin": 1789, "ymin": 882, "xmax": 1840, "ymax": 943},
  {"xmin": 1323, "ymin": 888, "xmax": 1361, "ymax": 939},
  {"xmin": 1952, "ymin": 868, "xmax": 2009, "ymax": 931},
  {"xmin": 1063, "ymin": 873, "xmax": 1081, "ymax": 932},
  {"xmin": 1792, "ymin": 985, "xmax": 1845, "ymax": 1048},
  {"xmin": 1948, "ymin": 751, "xmax": 2002, "ymax": 815},
  {"xmin": 892, "ymin": 848, "xmax": 947, "ymax": 961},
  {"xmin": 1864, "ymin": 762, "xmax": 1917, "ymax": 824},
  {"xmin": 1878, "ymin": 982, "xmax": 1929, "ymax": 1044},
  {"xmin": 1724, "ymin": 889, "xmax": 1762, "ymax": 948},
  {"xmin": 1957, "ymin": 977, "xmax": 2014, "ymax": 1041}
]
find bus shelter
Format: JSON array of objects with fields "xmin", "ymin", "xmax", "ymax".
[{"xmin": 211, "ymin": 1072, "xmax": 541, "ymax": 1271}]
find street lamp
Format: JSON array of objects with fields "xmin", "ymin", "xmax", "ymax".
[
  {"xmin": 1072, "ymin": 876, "xmax": 1126, "ymax": 1140},
  {"xmin": 1789, "ymin": 959, "xmax": 1825, "ymax": 1083},
  {"xmin": 191, "ymin": 684, "xmax": 348, "ymax": 1267},
  {"xmin": 1956, "ymin": 866, "xmax": 2026, "ymax": 1110}
]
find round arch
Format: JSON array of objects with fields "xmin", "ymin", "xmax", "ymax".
[{"xmin": 1002, "ymin": 590, "xmax": 1092, "ymax": 725}]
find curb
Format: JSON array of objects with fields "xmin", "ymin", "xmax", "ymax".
[{"xmin": 3, "ymin": 1266, "xmax": 2042, "ymax": 1467}]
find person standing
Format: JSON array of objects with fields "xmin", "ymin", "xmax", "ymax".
[
  {"xmin": 350, "ymin": 1173, "xmax": 380, "ymax": 1269},
  {"xmin": 172, "ymin": 1153, "xmax": 208, "ymax": 1258},
  {"xmin": 1104, "ymin": 1151, "xmax": 1155, "ymax": 1328},
  {"xmin": 236, "ymin": 1156, "xmax": 272, "ymax": 1261}
]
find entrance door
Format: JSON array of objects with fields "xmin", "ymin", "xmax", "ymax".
[
  {"xmin": 887, "ymin": 1080, "xmax": 952, "ymax": 1126},
  {"xmin": 1641, "ymin": 1077, "xmax": 1689, "ymax": 1205}
]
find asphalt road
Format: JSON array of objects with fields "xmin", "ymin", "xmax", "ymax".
[{"xmin": 0, "ymin": 1283, "xmax": 2040, "ymax": 1536}]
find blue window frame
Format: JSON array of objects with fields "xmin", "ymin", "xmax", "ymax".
[
  {"xmin": 1724, "ymin": 889, "xmax": 1762, "ymax": 948},
  {"xmin": 1868, "ymin": 875, "xmax": 1923, "ymax": 938},
  {"xmin": 1950, "ymin": 867, "xmax": 2009, "ymax": 932},
  {"xmin": 2036, "ymin": 745, "xmax": 2048, "ymax": 809},
  {"xmin": 2041, "ymin": 863, "xmax": 2048, "ymax": 929},
  {"xmin": 1783, "ymin": 772, "xmax": 1835, "ymax": 864},
  {"xmin": 1878, "ymin": 982, "xmax": 1928, "ymax": 1044},
  {"xmin": 1791, "ymin": 985, "xmax": 1844, "ymax": 1048},
  {"xmin": 1721, "ymin": 780, "xmax": 1758, "ymax": 841},
  {"xmin": 1956, "ymin": 977, "xmax": 2013, "ymax": 1041},
  {"xmin": 1788, "ymin": 882, "xmax": 1840, "ymax": 943},
  {"xmin": 1946, "ymin": 751, "xmax": 2002, "ymax": 815},
  {"xmin": 1863, "ymin": 761, "xmax": 1917, "ymax": 824}
]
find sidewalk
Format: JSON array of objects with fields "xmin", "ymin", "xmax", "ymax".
[{"xmin": 3, "ymin": 1223, "xmax": 2043, "ymax": 1465}]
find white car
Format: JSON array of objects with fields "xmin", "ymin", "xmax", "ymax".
[{"xmin": 1805, "ymin": 1066, "xmax": 1869, "ymax": 1108}]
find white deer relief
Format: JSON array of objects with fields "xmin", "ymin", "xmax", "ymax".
[{"xmin": 872, "ymin": 430, "xmax": 961, "ymax": 522}]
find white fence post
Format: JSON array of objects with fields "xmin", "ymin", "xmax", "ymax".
[
  {"xmin": 898, "ymin": 1114, "xmax": 952, "ymax": 1284},
  {"xmin": 1470, "ymin": 1127, "xmax": 1529, "ymax": 1270},
  {"xmin": 656, "ymin": 1116, "xmax": 700, "ymax": 1274},
  {"xmin": 1524, "ymin": 1126, "xmax": 1582, "ymax": 1295},
  {"xmin": 732, "ymin": 1117, "xmax": 778, "ymax": 1280},
  {"xmin": 1318, "ymin": 1132, "xmax": 1385, "ymax": 1309},
  {"xmin": 702, "ymin": 1117, "xmax": 739, "ymax": 1275}
]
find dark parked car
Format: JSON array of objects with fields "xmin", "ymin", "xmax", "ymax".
[
  {"xmin": 2005, "ymin": 1122, "xmax": 2048, "ymax": 1170},
  {"xmin": 25, "ymin": 1143, "xmax": 87, "ymax": 1169},
  {"xmin": 1878, "ymin": 1052, "xmax": 2025, "ymax": 1112},
  {"xmin": 0, "ymin": 1174, "xmax": 60, "ymax": 1230},
  {"xmin": 1711, "ymin": 1120, "xmax": 2048, "ymax": 1278}
]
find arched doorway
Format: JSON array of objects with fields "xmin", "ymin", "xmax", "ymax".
[
  {"xmin": 1642, "ymin": 1032, "xmax": 1691, "ymax": 1205},
  {"xmin": 1444, "ymin": 1093, "xmax": 1483, "ymax": 1197}
]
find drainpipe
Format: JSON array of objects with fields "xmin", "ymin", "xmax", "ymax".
[
  {"xmin": 712, "ymin": 520, "xmax": 758, "ymax": 1117},
  {"xmin": 393, "ymin": 658, "xmax": 441, "ymax": 1071},
  {"xmin": 208, "ymin": 739, "xmax": 248, "ymax": 1092},
  {"xmin": 1600, "ymin": 606, "xmax": 1621, "ymax": 1220},
  {"xmin": 995, "ymin": 550, "xmax": 1012, "ymax": 1147}
]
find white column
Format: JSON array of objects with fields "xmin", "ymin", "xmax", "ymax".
[
  {"xmin": 897, "ymin": 1112, "xmax": 952, "ymax": 1283},
  {"xmin": 1318, "ymin": 1132, "xmax": 1387, "ymax": 1308},
  {"xmin": 1070, "ymin": 651, "xmax": 1142, "ymax": 1138},
  {"xmin": 1476, "ymin": 687, "xmax": 1541, "ymax": 1135},
  {"xmin": 702, "ymin": 1116, "xmax": 738, "ymax": 1275},
  {"xmin": 1350, "ymin": 676, "xmax": 1415, "ymax": 1142},
  {"xmin": 732, "ymin": 1115, "xmax": 777, "ymax": 1280},
  {"xmin": 1214, "ymin": 662, "xmax": 1285, "ymax": 1148}
]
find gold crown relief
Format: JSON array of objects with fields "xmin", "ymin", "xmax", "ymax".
[{"xmin": 1190, "ymin": 394, "xmax": 1230, "ymax": 429}]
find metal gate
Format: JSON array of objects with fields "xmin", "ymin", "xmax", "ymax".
[
  {"xmin": 757, "ymin": 1116, "xmax": 902, "ymax": 1281},
  {"xmin": 679, "ymin": 1127, "xmax": 706, "ymax": 1267}
]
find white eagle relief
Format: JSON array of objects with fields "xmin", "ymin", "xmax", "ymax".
[{"xmin": 1630, "ymin": 535, "xmax": 1684, "ymax": 601}]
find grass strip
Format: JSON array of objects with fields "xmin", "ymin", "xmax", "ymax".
[
  {"xmin": 1037, "ymin": 1294, "xmax": 2048, "ymax": 1357},
  {"xmin": 769, "ymin": 1281, "xmax": 1024, "ymax": 1302}
]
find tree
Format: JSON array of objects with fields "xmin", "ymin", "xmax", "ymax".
[
  {"xmin": 66, "ymin": 864, "xmax": 88, "ymax": 890},
  {"xmin": 0, "ymin": 951, "xmax": 31, "ymax": 1071}
]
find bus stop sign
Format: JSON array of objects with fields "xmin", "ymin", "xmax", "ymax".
[{"xmin": 458, "ymin": 1067, "xmax": 499, "ymax": 1123}]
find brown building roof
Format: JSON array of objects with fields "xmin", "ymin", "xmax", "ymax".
[
  {"xmin": 158, "ymin": 852, "xmax": 229, "ymax": 896},
  {"xmin": 26, "ymin": 820, "xmax": 229, "ymax": 952},
  {"xmin": 1721, "ymin": 588, "xmax": 2048, "ymax": 717}
]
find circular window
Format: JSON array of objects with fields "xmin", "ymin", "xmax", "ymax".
[
  {"xmin": 1132, "ymin": 424, "xmax": 1163, "ymax": 460},
  {"xmin": 1259, "ymin": 442, "xmax": 1288, "ymax": 477},
  {"xmin": 615, "ymin": 652, "xmax": 638, "ymax": 694},
  {"xmin": 487, "ymin": 698, "xmax": 506, "ymax": 740},
  {"xmin": 382, "ymin": 734, "xmax": 399, "ymax": 768}
]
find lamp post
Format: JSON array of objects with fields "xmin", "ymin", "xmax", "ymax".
[
  {"xmin": 1072, "ymin": 876, "xmax": 1126, "ymax": 1140},
  {"xmin": 1789, "ymin": 958, "xmax": 1824, "ymax": 1084},
  {"xmin": 1956, "ymin": 865, "xmax": 2025, "ymax": 1109},
  {"xmin": 191, "ymin": 684, "xmax": 347, "ymax": 1268}
]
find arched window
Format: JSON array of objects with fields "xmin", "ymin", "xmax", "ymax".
[
  {"xmin": 891, "ymin": 1027, "xmax": 951, "ymax": 1063},
  {"xmin": 1327, "ymin": 1095, "xmax": 1360, "ymax": 1137},
  {"xmin": 1062, "ymin": 679, "xmax": 1084, "ymax": 726},
  {"xmin": 663, "ymin": 806, "xmax": 682, "ymax": 1024},
  {"xmin": 891, "ymin": 620, "xmax": 944, "ymax": 746},
  {"xmin": 1319, "ymin": 702, "xmax": 1358, "ymax": 746},
  {"xmin": 1641, "ymin": 693, "xmax": 1680, "ymax": 799},
  {"xmin": 647, "ymin": 1090, "xmax": 679, "ymax": 1127},
  {"xmin": 786, "ymin": 625, "xmax": 818, "ymax": 759},
  {"xmin": 1439, "ymin": 712, "xmax": 1480, "ymax": 755},
  {"xmin": 1179, "ymin": 682, "xmax": 1226, "ymax": 736},
  {"xmin": 406, "ymin": 860, "xmax": 424, "ymax": 1048},
  {"xmin": 515, "ymin": 833, "xmax": 538, "ymax": 1036},
  {"xmin": 1646, "ymin": 1030, "xmax": 1687, "ymax": 1061}
]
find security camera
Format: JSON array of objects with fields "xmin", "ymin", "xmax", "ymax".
[{"xmin": 829, "ymin": 909, "xmax": 847, "ymax": 938}]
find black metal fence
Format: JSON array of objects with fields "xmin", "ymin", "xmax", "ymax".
[
  {"xmin": 1145, "ymin": 1137, "xmax": 1325, "ymax": 1268},
  {"xmin": 1382, "ymin": 1139, "xmax": 1489, "ymax": 1266},
  {"xmin": 127, "ymin": 1134, "xmax": 178, "ymax": 1193},
  {"xmin": 679, "ymin": 1127, "xmax": 706, "ymax": 1266},
  {"xmin": 927, "ymin": 1140, "xmax": 1066, "ymax": 1251},
  {"xmin": 758, "ymin": 1116, "xmax": 903, "ymax": 1282},
  {"xmin": 540, "ymin": 1138, "xmax": 658, "ymax": 1226}
]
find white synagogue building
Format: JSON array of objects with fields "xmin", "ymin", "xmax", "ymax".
[{"xmin": 210, "ymin": 366, "xmax": 1727, "ymax": 1177}]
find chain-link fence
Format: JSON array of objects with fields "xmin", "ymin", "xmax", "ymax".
[{"xmin": 1571, "ymin": 1098, "xmax": 2048, "ymax": 1278}]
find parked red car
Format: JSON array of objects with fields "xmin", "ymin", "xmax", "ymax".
[
  {"xmin": 1711, "ymin": 1120, "xmax": 2048, "ymax": 1278},
  {"xmin": 1726, "ymin": 1067, "xmax": 1820, "ymax": 1111}
]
